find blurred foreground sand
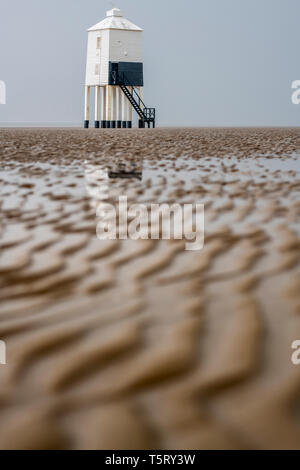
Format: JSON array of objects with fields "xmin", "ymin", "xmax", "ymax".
[{"xmin": 0, "ymin": 128, "xmax": 299, "ymax": 450}]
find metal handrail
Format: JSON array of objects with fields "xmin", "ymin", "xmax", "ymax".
[{"xmin": 112, "ymin": 71, "xmax": 155, "ymax": 122}]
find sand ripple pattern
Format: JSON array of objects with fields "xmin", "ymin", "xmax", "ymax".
[{"xmin": 0, "ymin": 128, "xmax": 299, "ymax": 450}]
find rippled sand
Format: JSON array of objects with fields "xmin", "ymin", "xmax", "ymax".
[{"xmin": 0, "ymin": 128, "xmax": 299, "ymax": 450}]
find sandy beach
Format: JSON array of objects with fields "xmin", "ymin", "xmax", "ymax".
[{"xmin": 0, "ymin": 127, "xmax": 299, "ymax": 450}]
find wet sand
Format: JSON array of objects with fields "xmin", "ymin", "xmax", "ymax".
[{"xmin": 0, "ymin": 127, "xmax": 299, "ymax": 450}]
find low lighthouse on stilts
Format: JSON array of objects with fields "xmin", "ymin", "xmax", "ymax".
[{"xmin": 84, "ymin": 7, "xmax": 155, "ymax": 129}]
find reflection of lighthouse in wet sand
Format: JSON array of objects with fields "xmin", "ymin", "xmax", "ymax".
[{"xmin": 84, "ymin": 7, "xmax": 155, "ymax": 129}]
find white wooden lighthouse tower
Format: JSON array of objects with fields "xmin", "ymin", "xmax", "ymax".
[{"xmin": 84, "ymin": 7, "xmax": 155, "ymax": 129}]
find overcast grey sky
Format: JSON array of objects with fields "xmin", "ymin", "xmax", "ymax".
[{"xmin": 0, "ymin": 0, "xmax": 300, "ymax": 126}]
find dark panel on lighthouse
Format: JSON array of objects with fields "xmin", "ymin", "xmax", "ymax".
[{"xmin": 109, "ymin": 62, "xmax": 144, "ymax": 86}]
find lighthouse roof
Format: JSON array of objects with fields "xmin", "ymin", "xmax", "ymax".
[{"xmin": 88, "ymin": 8, "xmax": 143, "ymax": 32}]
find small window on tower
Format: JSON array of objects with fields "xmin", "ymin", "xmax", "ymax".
[
  {"xmin": 96, "ymin": 37, "xmax": 101, "ymax": 49},
  {"xmin": 95, "ymin": 64, "xmax": 100, "ymax": 75}
]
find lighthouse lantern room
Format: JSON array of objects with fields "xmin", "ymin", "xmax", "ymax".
[{"xmin": 84, "ymin": 7, "xmax": 155, "ymax": 129}]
